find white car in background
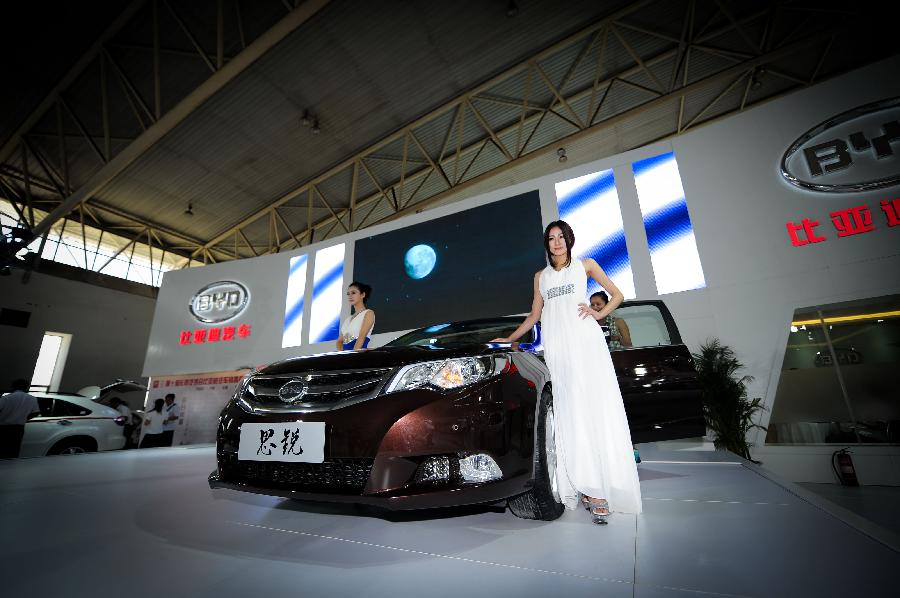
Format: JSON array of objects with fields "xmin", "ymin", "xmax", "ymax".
[{"xmin": 19, "ymin": 380, "xmax": 146, "ymax": 457}]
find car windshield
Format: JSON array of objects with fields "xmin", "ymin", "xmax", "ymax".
[{"xmin": 385, "ymin": 319, "xmax": 534, "ymax": 349}]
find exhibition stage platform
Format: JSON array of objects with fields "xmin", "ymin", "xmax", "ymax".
[{"xmin": 1, "ymin": 446, "xmax": 897, "ymax": 598}]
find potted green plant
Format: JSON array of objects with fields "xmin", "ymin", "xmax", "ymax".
[{"xmin": 692, "ymin": 340, "xmax": 766, "ymax": 462}]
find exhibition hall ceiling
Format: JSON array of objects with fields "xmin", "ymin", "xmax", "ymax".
[{"xmin": 0, "ymin": 0, "xmax": 893, "ymax": 270}]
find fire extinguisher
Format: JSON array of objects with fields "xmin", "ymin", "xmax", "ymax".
[{"xmin": 831, "ymin": 448, "xmax": 859, "ymax": 486}]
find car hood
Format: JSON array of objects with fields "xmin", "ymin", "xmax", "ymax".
[{"xmin": 260, "ymin": 344, "xmax": 511, "ymax": 375}]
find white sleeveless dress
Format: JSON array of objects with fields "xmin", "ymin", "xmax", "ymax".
[
  {"xmin": 539, "ymin": 259, "xmax": 642, "ymax": 514},
  {"xmin": 340, "ymin": 309, "xmax": 374, "ymax": 349}
]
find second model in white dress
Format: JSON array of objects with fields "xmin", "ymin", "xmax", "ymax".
[
  {"xmin": 540, "ymin": 259, "xmax": 642, "ymax": 514},
  {"xmin": 340, "ymin": 309, "xmax": 374, "ymax": 350}
]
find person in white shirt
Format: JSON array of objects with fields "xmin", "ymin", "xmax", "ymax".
[
  {"xmin": 110, "ymin": 397, "xmax": 134, "ymax": 448},
  {"xmin": 140, "ymin": 399, "xmax": 166, "ymax": 448},
  {"xmin": 0, "ymin": 379, "xmax": 41, "ymax": 458},
  {"xmin": 161, "ymin": 393, "xmax": 181, "ymax": 447}
]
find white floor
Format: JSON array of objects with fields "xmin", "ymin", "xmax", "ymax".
[{"xmin": 1, "ymin": 445, "xmax": 897, "ymax": 598}]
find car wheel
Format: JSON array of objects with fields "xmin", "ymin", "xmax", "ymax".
[
  {"xmin": 508, "ymin": 388, "xmax": 565, "ymax": 521},
  {"xmin": 48, "ymin": 437, "xmax": 97, "ymax": 456}
]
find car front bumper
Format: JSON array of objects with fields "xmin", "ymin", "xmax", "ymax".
[{"xmin": 210, "ymin": 372, "xmax": 539, "ymax": 509}]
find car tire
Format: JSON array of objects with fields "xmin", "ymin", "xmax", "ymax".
[
  {"xmin": 48, "ymin": 437, "xmax": 97, "ymax": 456},
  {"xmin": 508, "ymin": 388, "xmax": 565, "ymax": 521}
]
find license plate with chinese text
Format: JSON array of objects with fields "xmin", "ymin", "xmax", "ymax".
[{"xmin": 237, "ymin": 422, "xmax": 325, "ymax": 463}]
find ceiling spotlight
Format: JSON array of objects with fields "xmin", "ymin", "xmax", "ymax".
[
  {"xmin": 750, "ymin": 68, "xmax": 764, "ymax": 90},
  {"xmin": 184, "ymin": 203, "xmax": 194, "ymax": 216},
  {"xmin": 557, "ymin": 147, "xmax": 567, "ymax": 163},
  {"xmin": 311, "ymin": 119, "xmax": 321, "ymax": 134},
  {"xmin": 506, "ymin": 1, "xmax": 519, "ymax": 18},
  {"xmin": 300, "ymin": 109, "xmax": 311, "ymax": 127}
]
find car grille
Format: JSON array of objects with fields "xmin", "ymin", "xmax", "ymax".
[
  {"xmin": 242, "ymin": 368, "xmax": 392, "ymax": 413},
  {"xmin": 219, "ymin": 454, "xmax": 374, "ymax": 494}
]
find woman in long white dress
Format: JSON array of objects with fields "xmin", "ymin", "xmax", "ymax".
[{"xmin": 493, "ymin": 220, "xmax": 642, "ymax": 523}]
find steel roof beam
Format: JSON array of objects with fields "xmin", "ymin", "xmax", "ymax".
[
  {"xmin": 29, "ymin": 0, "xmax": 331, "ymax": 240},
  {"xmin": 201, "ymin": 17, "xmax": 847, "ymax": 258},
  {"xmin": 0, "ymin": 0, "xmax": 148, "ymax": 165}
]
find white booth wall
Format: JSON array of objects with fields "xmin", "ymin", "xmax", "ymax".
[
  {"xmin": 0, "ymin": 268, "xmax": 155, "ymax": 399},
  {"xmin": 144, "ymin": 56, "xmax": 900, "ymax": 482}
]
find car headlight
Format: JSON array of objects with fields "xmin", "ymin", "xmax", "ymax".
[{"xmin": 385, "ymin": 357, "xmax": 497, "ymax": 393}]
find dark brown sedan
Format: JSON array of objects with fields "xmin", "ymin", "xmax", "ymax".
[{"xmin": 209, "ymin": 300, "xmax": 703, "ymax": 520}]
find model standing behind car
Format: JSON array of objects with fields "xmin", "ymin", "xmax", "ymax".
[
  {"xmin": 493, "ymin": 220, "xmax": 642, "ymax": 524},
  {"xmin": 590, "ymin": 291, "xmax": 632, "ymax": 350},
  {"xmin": 336, "ymin": 281, "xmax": 376, "ymax": 351},
  {"xmin": 0, "ymin": 379, "xmax": 40, "ymax": 458}
]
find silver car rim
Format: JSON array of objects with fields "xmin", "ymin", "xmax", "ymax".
[
  {"xmin": 60, "ymin": 446, "xmax": 86, "ymax": 455},
  {"xmin": 545, "ymin": 405, "xmax": 560, "ymax": 502}
]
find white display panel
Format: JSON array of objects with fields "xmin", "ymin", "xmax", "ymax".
[
  {"xmin": 632, "ymin": 152, "xmax": 706, "ymax": 295},
  {"xmin": 554, "ymin": 169, "xmax": 636, "ymax": 299},
  {"xmin": 281, "ymin": 254, "xmax": 309, "ymax": 348},
  {"xmin": 308, "ymin": 243, "xmax": 346, "ymax": 344}
]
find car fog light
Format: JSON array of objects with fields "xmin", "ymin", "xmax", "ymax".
[
  {"xmin": 415, "ymin": 456, "xmax": 451, "ymax": 484},
  {"xmin": 459, "ymin": 454, "xmax": 502, "ymax": 483}
]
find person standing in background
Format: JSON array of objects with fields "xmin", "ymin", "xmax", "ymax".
[
  {"xmin": 590, "ymin": 291, "xmax": 632, "ymax": 350},
  {"xmin": 0, "ymin": 379, "xmax": 40, "ymax": 458},
  {"xmin": 109, "ymin": 397, "xmax": 134, "ymax": 449},
  {"xmin": 161, "ymin": 393, "xmax": 180, "ymax": 447},
  {"xmin": 140, "ymin": 399, "xmax": 166, "ymax": 448}
]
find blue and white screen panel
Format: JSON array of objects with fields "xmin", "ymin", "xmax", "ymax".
[
  {"xmin": 309, "ymin": 243, "xmax": 346, "ymax": 344},
  {"xmin": 554, "ymin": 169, "xmax": 636, "ymax": 299},
  {"xmin": 281, "ymin": 254, "xmax": 309, "ymax": 348},
  {"xmin": 632, "ymin": 152, "xmax": 706, "ymax": 295}
]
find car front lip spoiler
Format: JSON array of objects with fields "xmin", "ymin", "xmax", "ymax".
[{"xmin": 208, "ymin": 470, "xmax": 530, "ymax": 511}]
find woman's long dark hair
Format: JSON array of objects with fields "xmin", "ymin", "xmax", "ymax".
[
  {"xmin": 544, "ymin": 220, "xmax": 575, "ymax": 268},
  {"xmin": 152, "ymin": 398, "xmax": 164, "ymax": 414}
]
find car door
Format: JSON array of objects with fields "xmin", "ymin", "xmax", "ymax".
[
  {"xmin": 21, "ymin": 397, "xmax": 93, "ymax": 456},
  {"xmin": 606, "ymin": 301, "xmax": 706, "ymax": 443},
  {"xmin": 19, "ymin": 397, "xmax": 56, "ymax": 457}
]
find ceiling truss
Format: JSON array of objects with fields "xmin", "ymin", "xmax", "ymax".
[
  {"xmin": 0, "ymin": 0, "xmax": 882, "ymax": 272},
  {"xmin": 192, "ymin": 0, "xmax": 859, "ymax": 262}
]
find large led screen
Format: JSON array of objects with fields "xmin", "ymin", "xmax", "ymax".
[{"xmin": 353, "ymin": 191, "xmax": 545, "ymax": 333}]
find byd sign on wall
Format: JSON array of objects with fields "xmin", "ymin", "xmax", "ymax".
[
  {"xmin": 781, "ymin": 97, "xmax": 900, "ymax": 193},
  {"xmin": 189, "ymin": 281, "xmax": 250, "ymax": 323}
]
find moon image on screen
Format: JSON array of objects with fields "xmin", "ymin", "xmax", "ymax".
[{"xmin": 404, "ymin": 244, "xmax": 437, "ymax": 279}]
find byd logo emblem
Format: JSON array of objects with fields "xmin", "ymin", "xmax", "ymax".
[
  {"xmin": 781, "ymin": 97, "xmax": 900, "ymax": 193},
  {"xmin": 189, "ymin": 281, "xmax": 249, "ymax": 323},
  {"xmin": 278, "ymin": 378, "xmax": 310, "ymax": 404}
]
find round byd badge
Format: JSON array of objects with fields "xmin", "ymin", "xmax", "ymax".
[
  {"xmin": 189, "ymin": 280, "xmax": 250, "ymax": 323},
  {"xmin": 278, "ymin": 379, "xmax": 309, "ymax": 404}
]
